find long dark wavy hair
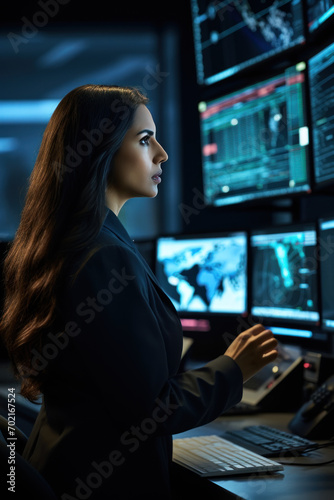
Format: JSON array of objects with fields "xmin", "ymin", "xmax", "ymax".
[{"xmin": 0, "ymin": 84, "xmax": 149, "ymax": 402}]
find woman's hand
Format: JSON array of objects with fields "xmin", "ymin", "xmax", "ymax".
[{"xmin": 224, "ymin": 324, "xmax": 278, "ymax": 383}]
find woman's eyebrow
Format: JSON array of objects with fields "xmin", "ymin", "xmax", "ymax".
[{"xmin": 136, "ymin": 129, "xmax": 155, "ymax": 136}]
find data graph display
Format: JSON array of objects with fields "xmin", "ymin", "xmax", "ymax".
[
  {"xmin": 319, "ymin": 217, "xmax": 334, "ymax": 330},
  {"xmin": 251, "ymin": 225, "xmax": 319, "ymax": 324},
  {"xmin": 191, "ymin": 0, "xmax": 305, "ymax": 85},
  {"xmin": 199, "ymin": 64, "xmax": 310, "ymax": 207},
  {"xmin": 307, "ymin": 0, "xmax": 334, "ymax": 32},
  {"xmin": 308, "ymin": 41, "xmax": 334, "ymax": 185},
  {"xmin": 156, "ymin": 232, "xmax": 248, "ymax": 315}
]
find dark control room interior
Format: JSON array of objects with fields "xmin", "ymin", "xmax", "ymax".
[{"xmin": 1, "ymin": 2, "xmax": 334, "ymax": 499}]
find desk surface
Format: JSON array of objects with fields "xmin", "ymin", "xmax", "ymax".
[{"xmin": 173, "ymin": 412, "xmax": 334, "ymax": 500}]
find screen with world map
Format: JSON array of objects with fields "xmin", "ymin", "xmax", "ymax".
[
  {"xmin": 191, "ymin": 0, "xmax": 305, "ymax": 85},
  {"xmin": 155, "ymin": 232, "xmax": 248, "ymax": 315}
]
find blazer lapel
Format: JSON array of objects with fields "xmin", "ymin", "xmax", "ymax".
[{"xmin": 102, "ymin": 208, "xmax": 176, "ymax": 308}]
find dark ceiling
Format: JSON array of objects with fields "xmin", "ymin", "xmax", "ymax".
[{"xmin": 3, "ymin": 0, "xmax": 191, "ymax": 27}]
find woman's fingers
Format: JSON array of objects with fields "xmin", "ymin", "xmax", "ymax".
[{"xmin": 224, "ymin": 323, "xmax": 279, "ymax": 382}]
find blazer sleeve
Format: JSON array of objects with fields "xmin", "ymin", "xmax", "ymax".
[{"xmin": 62, "ymin": 243, "xmax": 243, "ymax": 433}]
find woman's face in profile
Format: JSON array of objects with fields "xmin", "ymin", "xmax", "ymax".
[{"xmin": 106, "ymin": 104, "xmax": 168, "ymax": 209}]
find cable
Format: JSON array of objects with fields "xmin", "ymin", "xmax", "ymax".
[
  {"xmin": 298, "ymin": 439, "xmax": 334, "ymax": 453},
  {"xmin": 279, "ymin": 456, "xmax": 334, "ymax": 466},
  {"xmin": 278, "ymin": 439, "xmax": 334, "ymax": 466}
]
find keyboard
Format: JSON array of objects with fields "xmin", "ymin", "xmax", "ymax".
[
  {"xmin": 172, "ymin": 434, "xmax": 284, "ymax": 477},
  {"xmin": 224, "ymin": 425, "xmax": 317, "ymax": 457}
]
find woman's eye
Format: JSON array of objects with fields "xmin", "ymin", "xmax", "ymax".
[{"xmin": 139, "ymin": 135, "xmax": 150, "ymax": 146}]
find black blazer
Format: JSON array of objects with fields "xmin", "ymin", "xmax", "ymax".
[{"xmin": 23, "ymin": 209, "xmax": 243, "ymax": 500}]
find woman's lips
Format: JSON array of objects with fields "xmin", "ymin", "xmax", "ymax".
[{"xmin": 152, "ymin": 170, "xmax": 162, "ymax": 183}]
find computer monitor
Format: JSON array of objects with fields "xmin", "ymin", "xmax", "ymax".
[
  {"xmin": 155, "ymin": 231, "xmax": 248, "ymax": 316},
  {"xmin": 199, "ymin": 63, "xmax": 310, "ymax": 207},
  {"xmin": 308, "ymin": 40, "xmax": 334, "ymax": 186},
  {"xmin": 319, "ymin": 216, "xmax": 334, "ymax": 331},
  {"xmin": 190, "ymin": 0, "xmax": 305, "ymax": 85},
  {"xmin": 250, "ymin": 223, "xmax": 320, "ymax": 327},
  {"xmin": 307, "ymin": 0, "xmax": 334, "ymax": 32}
]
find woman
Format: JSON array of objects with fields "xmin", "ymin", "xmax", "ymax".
[{"xmin": 0, "ymin": 84, "xmax": 278, "ymax": 499}]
